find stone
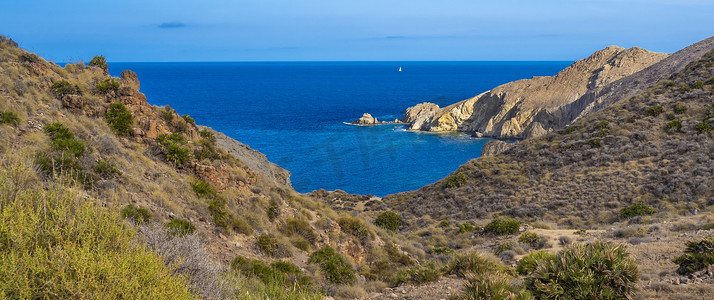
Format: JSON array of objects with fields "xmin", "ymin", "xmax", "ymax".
[
  {"xmin": 480, "ymin": 140, "xmax": 514, "ymax": 157},
  {"xmin": 61, "ymin": 94, "xmax": 84, "ymax": 113},
  {"xmin": 120, "ymin": 70, "xmax": 140, "ymax": 90},
  {"xmin": 402, "ymin": 102, "xmax": 439, "ymax": 123},
  {"xmin": 351, "ymin": 113, "xmax": 378, "ymax": 125}
]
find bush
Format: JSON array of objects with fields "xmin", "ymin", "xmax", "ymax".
[
  {"xmin": 182, "ymin": 114, "xmax": 195, "ymax": 125},
  {"xmin": 43, "ymin": 122, "xmax": 85, "ymax": 157},
  {"xmin": 199, "ymin": 129, "xmax": 216, "ymax": 144},
  {"xmin": 94, "ymin": 158, "xmax": 121, "ymax": 178},
  {"xmin": 120, "ymin": 204, "xmax": 152, "ymax": 224},
  {"xmin": 643, "ymin": 105, "xmax": 664, "ymax": 117},
  {"xmin": 439, "ymin": 220, "xmax": 450, "ymax": 228},
  {"xmin": 157, "ymin": 133, "xmax": 191, "ymax": 166},
  {"xmin": 375, "ymin": 211, "xmax": 401, "ymax": 231},
  {"xmin": 525, "ymin": 242, "xmax": 639, "ymax": 299},
  {"xmin": 517, "ymin": 251, "xmax": 556, "ymax": 275},
  {"xmin": 160, "ymin": 106, "xmax": 175, "ymax": 123},
  {"xmin": 257, "ymin": 234, "xmax": 292, "ymax": 258},
  {"xmin": 458, "ymin": 222, "xmax": 475, "ymax": 233},
  {"xmin": 485, "ymin": 217, "xmax": 521, "ymax": 235},
  {"xmin": 279, "ymin": 218, "xmax": 317, "ymax": 245},
  {"xmin": 105, "ymin": 102, "xmax": 134, "ymax": 136},
  {"xmin": 620, "ymin": 203, "xmax": 656, "ymax": 219},
  {"xmin": 664, "ymin": 119, "xmax": 682, "ymax": 132},
  {"xmin": 444, "ymin": 172, "xmax": 467, "ymax": 188},
  {"xmin": 463, "ymin": 272, "xmax": 532, "ymax": 300},
  {"xmin": 587, "ymin": 138, "xmax": 601, "ymax": 147},
  {"xmin": 88, "ymin": 55, "xmax": 108, "ymax": 73},
  {"xmin": 445, "ymin": 251, "xmax": 513, "ymax": 278},
  {"xmin": 165, "ymin": 219, "xmax": 196, "ymax": 237},
  {"xmin": 190, "ymin": 180, "xmax": 216, "ymax": 198},
  {"xmin": 431, "ymin": 247, "xmax": 455, "ymax": 255},
  {"xmin": 337, "ymin": 216, "xmax": 371, "ymax": 242},
  {"xmin": 494, "ymin": 242, "xmax": 514, "ymax": 256},
  {"xmin": 231, "ymin": 256, "xmax": 309, "ymax": 287},
  {"xmin": 392, "ymin": 261, "xmax": 441, "ymax": 286},
  {"xmin": 692, "ymin": 81, "xmax": 705, "ymax": 89},
  {"xmin": 309, "ymin": 247, "xmax": 355, "ymax": 285},
  {"xmin": 673, "ymin": 238, "xmax": 714, "ymax": 275},
  {"xmin": 0, "ymin": 111, "xmax": 20, "ymax": 125},
  {"xmin": 96, "ymin": 78, "xmax": 120, "ymax": 94},
  {"xmin": 228, "ymin": 216, "xmax": 253, "ymax": 235},
  {"xmin": 518, "ymin": 232, "xmax": 540, "ymax": 247},
  {"xmin": 207, "ymin": 197, "xmax": 228, "ymax": 229},
  {"xmin": 562, "ymin": 126, "xmax": 577, "ymax": 134},
  {"xmin": 673, "ymin": 103, "xmax": 687, "ymax": 114},
  {"xmin": 52, "ymin": 80, "xmax": 80, "ymax": 97},
  {"xmin": 0, "ymin": 160, "xmax": 194, "ymax": 299},
  {"xmin": 695, "ymin": 122, "xmax": 711, "ymax": 134}
]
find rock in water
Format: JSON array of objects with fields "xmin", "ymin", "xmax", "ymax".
[{"xmin": 351, "ymin": 113, "xmax": 378, "ymax": 125}]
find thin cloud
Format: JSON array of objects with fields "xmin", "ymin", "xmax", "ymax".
[{"xmin": 158, "ymin": 22, "xmax": 186, "ymax": 29}]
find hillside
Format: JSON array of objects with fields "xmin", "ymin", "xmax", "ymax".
[{"xmin": 0, "ymin": 35, "xmax": 434, "ymax": 299}]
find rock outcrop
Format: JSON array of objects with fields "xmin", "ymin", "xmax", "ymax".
[
  {"xmin": 404, "ymin": 46, "xmax": 671, "ymax": 138},
  {"xmin": 480, "ymin": 140, "xmax": 514, "ymax": 157},
  {"xmin": 351, "ymin": 113, "xmax": 379, "ymax": 125},
  {"xmin": 402, "ymin": 102, "xmax": 439, "ymax": 123}
]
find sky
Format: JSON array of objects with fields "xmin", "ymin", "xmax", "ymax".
[{"xmin": 1, "ymin": 0, "xmax": 712, "ymax": 62}]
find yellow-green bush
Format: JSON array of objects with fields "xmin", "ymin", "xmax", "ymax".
[{"xmin": 0, "ymin": 157, "xmax": 195, "ymax": 299}]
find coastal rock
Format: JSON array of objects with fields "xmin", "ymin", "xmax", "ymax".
[
  {"xmin": 402, "ymin": 102, "xmax": 439, "ymax": 123},
  {"xmin": 403, "ymin": 46, "xmax": 670, "ymax": 138},
  {"xmin": 480, "ymin": 140, "xmax": 514, "ymax": 157},
  {"xmin": 351, "ymin": 113, "xmax": 379, "ymax": 125},
  {"xmin": 120, "ymin": 70, "xmax": 140, "ymax": 90}
]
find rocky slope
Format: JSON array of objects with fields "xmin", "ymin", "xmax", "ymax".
[
  {"xmin": 405, "ymin": 45, "xmax": 671, "ymax": 138},
  {"xmin": 384, "ymin": 46, "xmax": 714, "ymax": 227}
]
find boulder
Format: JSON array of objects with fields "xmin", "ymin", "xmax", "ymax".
[
  {"xmin": 402, "ymin": 102, "xmax": 439, "ymax": 124},
  {"xmin": 351, "ymin": 113, "xmax": 378, "ymax": 125}
]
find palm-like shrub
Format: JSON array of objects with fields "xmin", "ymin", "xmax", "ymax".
[
  {"xmin": 673, "ymin": 238, "xmax": 714, "ymax": 275},
  {"xmin": 105, "ymin": 102, "xmax": 134, "ymax": 136},
  {"xmin": 526, "ymin": 242, "xmax": 639, "ymax": 299}
]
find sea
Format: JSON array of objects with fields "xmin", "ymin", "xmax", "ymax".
[{"xmin": 108, "ymin": 61, "xmax": 571, "ymax": 196}]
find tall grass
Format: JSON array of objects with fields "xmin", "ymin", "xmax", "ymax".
[{"xmin": 0, "ymin": 155, "xmax": 195, "ymax": 299}]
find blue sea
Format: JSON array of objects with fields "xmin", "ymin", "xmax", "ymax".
[{"xmin": 108, "ymin": 61, "xmax": 571, "ymax": 196}]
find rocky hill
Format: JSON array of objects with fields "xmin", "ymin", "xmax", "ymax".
[
  {"xmin": 404, "ymin": 45, "xmax": 675, "ymax": 138},
  {"xmin": 384, "ymin": 46, "xmax": 714, "ymax": 227}
]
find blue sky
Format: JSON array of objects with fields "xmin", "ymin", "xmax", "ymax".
[{"xmin": 1, "ymin": 0, "xmax": 712, "ymax": 62}]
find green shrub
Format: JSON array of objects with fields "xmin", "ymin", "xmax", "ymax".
[
  {"xmin": 0, "ymin": 160, "xmax": 194, "ymax": 299},
  {"xmin": 695, "ymin": 122, "xmax": 711, "ymax": 134},
  {"xmin": 190, "ymin": 179, "xmax": 216, "ymax": 198},
  {"xmin": 309, "ymin": 247, "xmax": 355, "ymax": 284},
  {"xmin": 494, "ymin": 242, "xmax": 514, "ymax": 256},
  {"xmin": 518, "ymin": 232, "xmax": 540, "ymax": 247},
  {"xmin": 257, "ymin": 234, "xmax": 292, "ymax": 258},
  {"xmin": 644, "ymin": 105, "xmax": 664, "ymax": 117},
  {"xmin": 666, "ymin": 113, "xmax": 676, "ymax": 120},
  {"xmin": 34, "ymin": 151, "xmax": 90, "ymax": 185},
  {"xmin": 199, "ymin": 129, "xmax": 216, "ymax": 144},
  {"xmin": 594, "ymin": 121, "xmax": 609, "ymax": 130},
  {"xmin": 458, "ymin": 222, "xmax": 475, "ymax": 233},
  {"xmin": 230, "ymin": 256, "xmax": 310, "ymax": 287},
  {"xmin": 279, "ymin": 218, "xmax": 317, "ymax": 245},
  {"xmin": 182, "ymin": 114, "xmax": 195, "ymax": 125},
  {"xmin": 673, "ymin": 103, "xmax": 687, "ymax": 114},
  {"xmin": 165, "ymin": 219, "xmax": 196, "ymax": 237},
  {"xmin": 392, "ymin": 261, "xmax": 441, "ymax": 286},
  {"xmin": 673, "ymin": 238, "xmax": 714, "ymax": 275},
  {"xmin": 692, "ymin": 81, "xmax": 705, "ymax": 89},
  {"xmin": 525, "ymin": 242, "xmax": 639, "ymax": 299},
  {"xmin": 157, "ymin": 133, "xmax": 190, "ymax": 166},
  {"xmin": 120, "ymin": 204, "xmax": 152, "ymax": 224},
  {"xmin": 43, "ymin": 122, "xmax": 85, "ymax": 157},
  {"xmin": 266, "ymin": 200, "xmax": 280, "ymax": 221},
  {"xmin": 439, "ymin": 220, "xmax": 450, "ymax": 228},
  {"xmin": 228, "ymin": 216, "xmax": 253, "ymax": 235},
  {"xmin": 562, "ymin": 126, "xmax": 577, "ymax": 134},
  {"xmin": 105, "ymin": 102, "xmax": 134, "ymax": 136},
  {"xmin": 463, "ymin": 272, "xmax": 533, "ymax": 300},
  {"xmin": 485, "ymin": 217, "xmax": 521, "ymax": 235},
  {"xmin": 664, "ymin": 119, "xmax": 682, "ymax": 132},
  {"xmin": 445, "ymin": 251, "xmax": 513, "ymax": 278},
  {"xmin": 94, "ymin": 158, "xmax": 121, "ymax": 178},
  {"xmin": 96, "ymin": 78, "xmax": 120, "ymax": 94},
  {"xmin": 517, "ymin": 251, "xmax": 556, "ymax": 275},
  {"xmin": 444, "ymin": 172, "xmax": 467, "ymax": 188},
  {"xmin": 52, "ymin": 80, "xmax": 80, "ymax": 97},
  {"xmin": 574, "ymin": 228, "xmax": 587, "ymax": 235},
  {"xmin": 0, "ymin": 111, "xmax": 20, "ymax": 125},
  {"xmin": 620, "ymin": 202, "xmax": 656, "ymax": 219},
  {"xmin": 88, "ymin": 55, "xmax": 108, "ymax": 73},
  {"xmin": 194, "ymin": 142, "xmax": 221, "ymax": 161},
  {"xmin": 338, "ymin": 216, "xmax": 371, "ymax": 242},
  {"xmin": 207, "ymin": 197, "xmax": 228, "ymax": 229},
  {"xmin": 375, "ymin": 211, "xmax": 401, "ymax": 231},
  {"xmin": 160, "ymin": 106, "xmax": 175, "ymax": 123},
  {"xmin": 587, "ymin": 138, "xmax": 601, "ymax": 147}
]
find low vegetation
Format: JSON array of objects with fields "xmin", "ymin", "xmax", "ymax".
[
  {"xmin": 621, "ymin": 202, "xmax": 656, "ymax": 219},
  {"xmin": 485, "ymin": 217, "xmax": 520, "ymax": 235},
  {"xmin": 375, "ymin": 211, "xmax": 401, "ymax": 231},
  {"xmin": 309, "ymin": 247, "xmax": 355, "ymax": 285},
  {"xmin": 105, "ymin": 102, "xmax": 134, "ymax": 136},
  {"xmin": 673, "ymin": 238, "xmax": 714, "ymax": 275}
]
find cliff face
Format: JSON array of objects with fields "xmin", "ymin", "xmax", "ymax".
[{"xmin": 406, "ymin": 46, "xmax": 670, "ymax": 138}]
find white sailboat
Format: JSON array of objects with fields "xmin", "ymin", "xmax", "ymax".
[{"xmin": 398, "ymin": 67, "xmax": 402, "ymax": 72}]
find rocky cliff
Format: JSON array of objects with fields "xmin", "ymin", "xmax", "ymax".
[{"xmin": 405, "ymin": 46, "xmax": 670, "ymax": 138}]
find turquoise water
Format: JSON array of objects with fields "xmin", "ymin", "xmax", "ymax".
[{"xmin": 108, "ymin": 61, "xmax": 571, "ymax": 196}]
